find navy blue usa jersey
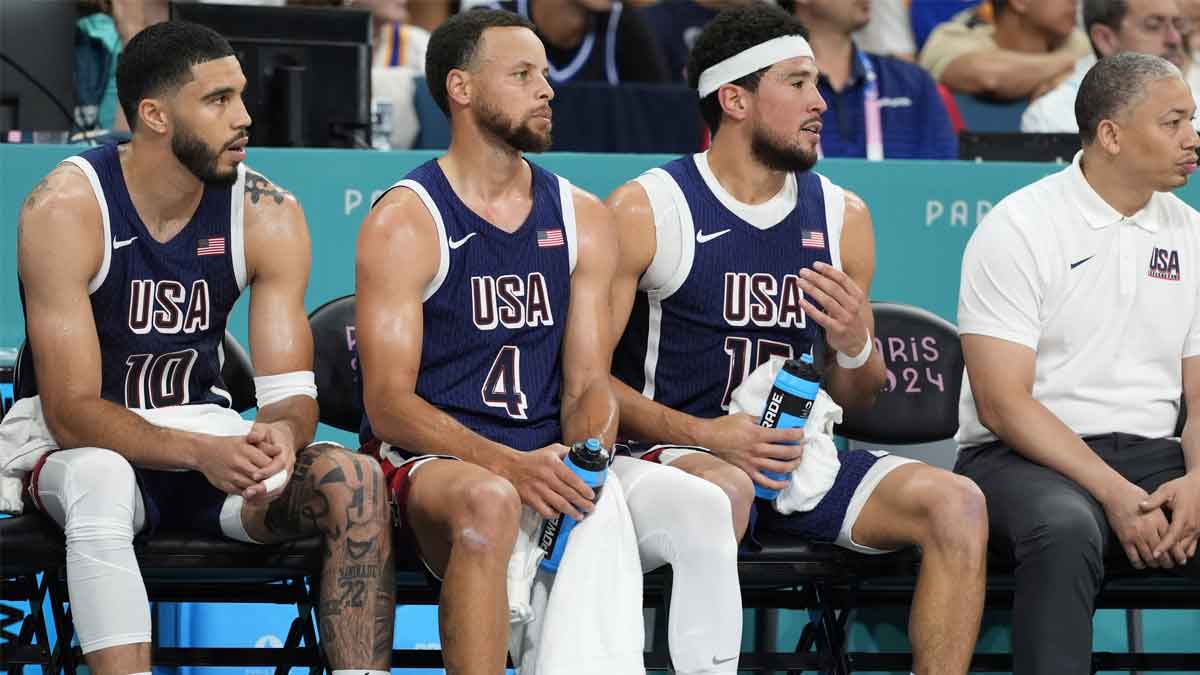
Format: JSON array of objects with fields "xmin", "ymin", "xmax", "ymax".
[
  {"xmin": 21, "ymin": 143, "xmax": 246, "ymax": 409},
  {"xmin": 612, "ymin": 155, "xmax": 837, "ymax": 420},
  {"xmin": 362, "ymin": 159, "xmax": 576, "ymax": 452}
]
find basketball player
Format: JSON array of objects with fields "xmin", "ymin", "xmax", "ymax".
[
  {"xmin": 607, "ymin": 5, "xmax": 986, "ymax": 673},
  {"xmin": 355, "ymin": 9, "xmax": 742, "ymax": 673},
  {"xmin": 16, "ymin": 23, "xmax": 394, "ymax": 675}
]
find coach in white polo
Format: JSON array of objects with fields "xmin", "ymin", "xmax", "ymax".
[{"xmin": 955, "ymin": 52, "xmax": 1200, "ymax": 675}]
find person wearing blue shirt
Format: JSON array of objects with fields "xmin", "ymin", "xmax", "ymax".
[{"xmin": 782, "ymin": 0, "xmax": 959, "ymax": 160}]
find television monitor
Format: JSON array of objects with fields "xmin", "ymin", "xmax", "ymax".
[
  {"xmin": 170, "ymin": 2, "xmax": 372, "ymax": 148},
  {"xmin": 958, "ymin": 132, "xmax": 1081, "ymax": 164}
]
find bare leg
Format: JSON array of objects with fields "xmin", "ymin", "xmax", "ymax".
[
  {"xmin": 403, "ymin": 460, "xmax": 521, "ymax": 675},
  {"xmin": 669, "ymin": 452, "xmax": 756, "ymax": 541},
  {"xmin": 849, "ymin": 464, "xmax": 988, "ymax": 675},
  {"xmin": 82, "ymin": 644, "xmax": 151, "ymax": 675},
  {"xmin": 243, "ymin": 444, "xmax": 395, "ymax": 670}
]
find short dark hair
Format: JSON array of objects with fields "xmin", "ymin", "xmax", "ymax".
[
  {"xmin": 1083, "ymin": 0, "xmax": 1130, "ymax": 58},
  {"xmin": 992, "ymin": 0, "xmax": 1009, "ymax": 16},
  {"xmin": 687, "ymin": 4, "xmax": 809, "ymax": 135},
  {"xmin": 116, "ymin": 21, "xmax": 235, "ymax": 132},
  {"xmin": 1075, "ymin": 52, "xmax": 1181, "ymax": 144},
  {"xmin": 425, "ymin": 8, "xmax": 537, "ymax": 117}
]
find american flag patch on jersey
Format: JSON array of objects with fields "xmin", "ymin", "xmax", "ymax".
[
  {"xmin": 801, "ymin": 230, "xmax": 825, "ymax": 249},
  {"xmin": 197, "ymin": 237, "xmax": 226, "ymax": 256},
  {"xmin": 537, "ymin": 229, "xmax": 564, "ymax": 248}
]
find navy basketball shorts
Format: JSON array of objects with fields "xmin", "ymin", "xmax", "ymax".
[{"xmin": 619, "ymin": 441, "xmax": 918, "ymax": 554}]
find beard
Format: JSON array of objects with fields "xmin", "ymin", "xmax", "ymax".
[
  {"xmin": 171, "ymin": 125, "xmax": 240, "ymax": 186},
  {"xmin": 750, "ymin": 121, "xmax": 818, "ymax": 174},
  {"xmin": 476, "ymin": 97, "xmax": 552, "ymax": 154}
]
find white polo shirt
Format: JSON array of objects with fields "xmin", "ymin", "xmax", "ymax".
[{"xmin": 956, "ymin": 151, "xmax": 1200, "ymax": 449}]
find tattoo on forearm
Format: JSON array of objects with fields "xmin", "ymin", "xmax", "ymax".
[{"xmin": 245, "ymin": 170, "xmax": 289, "ymax": 205}]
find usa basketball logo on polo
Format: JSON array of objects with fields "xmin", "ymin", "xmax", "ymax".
[{"xmin": 1148, "ymin": 246, "xmax": 1181, "ymax": 281}]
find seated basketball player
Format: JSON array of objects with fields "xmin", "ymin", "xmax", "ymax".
[
  {"xmin": 354, "ymin": 9, "xmax": 743, "ymax": 674},
  {"xmin": 16, "ymin": 22, "xmax": 393, "ymax": 675},
  {"xmin": 606, "ymin": 5, "xmax": 987, "ymax": 674}
]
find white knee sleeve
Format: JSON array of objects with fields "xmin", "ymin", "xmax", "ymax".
[
  {"xmin": 611, "ymin": 457, "xmax": 743, "ymax": 674},
  {"xmin": 37, "ymin": 448, "xmax": 151, "ymax": 654}
]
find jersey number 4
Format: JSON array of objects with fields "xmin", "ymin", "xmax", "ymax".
[
  {"xmin": 125, "ymin": 349, "xmax": 198, "ymax": 408},
  {"xmin": 482, "ymin": 345, "xmax": 528, "ymax": 419}
]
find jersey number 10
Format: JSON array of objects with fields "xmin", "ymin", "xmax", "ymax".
[{"xmin": 124, "ymin": 349, "xmax": 199, "ymax": 408}]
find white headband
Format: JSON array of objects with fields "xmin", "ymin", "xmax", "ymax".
[{"xmin": 697, "ymin": 35, "xmax": 815, "ymax": 98}]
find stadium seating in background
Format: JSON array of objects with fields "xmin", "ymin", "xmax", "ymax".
[{"xmin": 412, "ymin": 78, "xmax": 705, "ymax": 154}]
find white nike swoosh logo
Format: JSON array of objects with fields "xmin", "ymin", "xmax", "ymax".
[
  {"xmin": 696, "ymin": 229, "xmax": 731, "ymax": 244},
  {"xmin": 113, "ymin": 237, "xmax": 137, "ymax": 250},
  {"xmin": 448, "ymin": 233, "xmax": 477, "ymax": 250}
]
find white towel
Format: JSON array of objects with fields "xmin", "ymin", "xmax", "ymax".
[
  {"xmin": 0, "ymin": 399, "xmax": 261, "ymax": 514},
  {"xmin": 507, "ymin": 470, "xmax": 645, "ymax": 675},
  {"xmin": 728, "ymin": 358, "xmax": 844, "ymax": 514},
  {"xmin": 0, "ymin": 396, "xmax": 57, "ymax": 513},
  {"xmin": 507, "ymin": 505, "xmax": 548, "ymax": 625}
]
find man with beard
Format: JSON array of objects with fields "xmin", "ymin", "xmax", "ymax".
[
  {"xmin": 354, "ymin": 8, "xmax": 741, "ymax": 673},
  {"xmin": 607, "ymin": 5, "xmax": 987, "ymax": 674},
  {"xmin": 781, "ymin": 0, "xmax": 957, "ymax": 159},
  {"xmin": 15, "ymin": 21, "xmax": 395, "ymax": 675}
]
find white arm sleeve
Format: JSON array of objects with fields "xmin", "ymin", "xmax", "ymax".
[
  {"xmin": 633, "ymin": 172, "xmax": 684, "ymax": 293},
  {"xmin": 957, "ymin": 201, "xmax": 1044, "ymax": 350}
]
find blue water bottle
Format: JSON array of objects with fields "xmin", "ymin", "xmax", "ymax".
[
  {"xmin": 538, "ymin": 437, "xmax": 608, "ymax": 572},
  {"xmin": 755, "ymin": 353, "xmax": 822, "ymax": 500}
]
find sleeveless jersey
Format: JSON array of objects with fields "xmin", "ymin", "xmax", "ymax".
[
  {"xmin": 612, "ymin": 154, "xmax": 840, "ymax": 420},
  {"xmin": 19, "ymin": 143, "xmax": 247, "ymax": 409},
  {"xmin": 361, "ymin": 159, "xmax": 577, "ymax": 452}
]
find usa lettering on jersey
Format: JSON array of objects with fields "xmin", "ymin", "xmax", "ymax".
[
  {"xmin": 722, "ymin": 272, "xmax": 806, "ymax": 328},
  {"xmin": 128, "ymin": 279, "xmax": 213, "ymax": 335},
  {"xmin": 470, "ymin": 272, "xmax": 554, "ymax": 330}
]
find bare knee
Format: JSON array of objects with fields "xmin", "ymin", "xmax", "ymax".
[
  {"xmin": 921, "ymin": 473, "xmax": 988, "ymax": 556},
  {"xmin": 448, "ymin": 475, "xmax": 521, "ymax": 557}
]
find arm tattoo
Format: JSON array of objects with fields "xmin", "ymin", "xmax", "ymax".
[
  {"xmin": 245, "ymin": 170, "xmax": 289, "ymax": 206},
  {"xmin": 22, "ymin": 176, "xmax": 53, "ymax": 212}
]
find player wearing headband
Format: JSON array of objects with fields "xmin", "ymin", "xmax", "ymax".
[{"xmin": 606, "ymin": 5, "xmax": 987, "ymax": 673}]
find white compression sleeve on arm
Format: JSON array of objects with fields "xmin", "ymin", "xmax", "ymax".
[{"xmin": 36, "ymin": 447, "xmax": 151, "ymax": 654}]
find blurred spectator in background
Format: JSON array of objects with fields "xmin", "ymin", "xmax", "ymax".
[
  {"xmin": 1023, "ymin": 0, "xmax": 1199, "ymax": 132},
  {"xmin": 639, "ymin": 0, "xmax": 752, "ymax": 82},
  {"xmin": 344, "ymin": 0, "xmax": 430, "ymax": 68},
  {"xmin": 485, "ymin": 0, "xmax": 670, "ymax": 83},
  {"xmin": 353, "ymin": 0, "xmax": 430, "ymax": 148},
  {"xmin": 911, "ymin": 0, "xmax": 987, "ymax": 49},
  {"xmin": 1182, "ymin": 0, "xmax": 1200, "ymax": 55},
  {"xmin": 853, "ymin": 0, "xmax": 918, "ymax": 60},
  {"xmin": 920, "ymin": 0, "xmax": 1090, "ymax": 99},
  {"xmin": 783, "ymin": 0, "xmax": 958, "ymax": 158},
  {"xmin": 407, "ymin": 0, "xmax": 455, "ymax": 32}
]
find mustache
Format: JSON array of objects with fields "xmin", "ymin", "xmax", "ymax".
[{"xmin": 223, "ymin": 131, "xmax": 249, "ymax": 149}]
